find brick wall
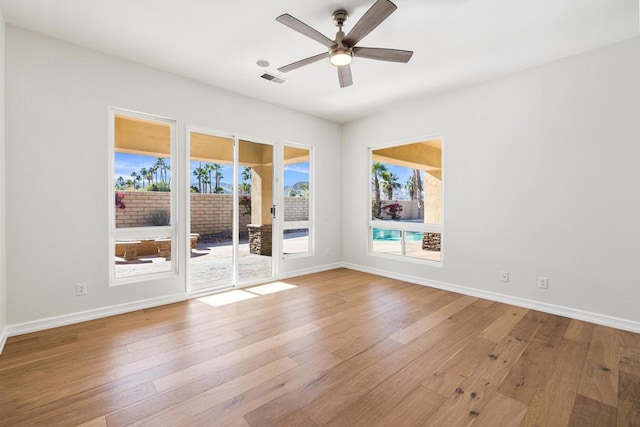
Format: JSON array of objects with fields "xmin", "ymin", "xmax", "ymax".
[
  {"xmin": 116, "ymin": 191, "xmax": 251, "ymax": 234},
  {"xmin": 283, "ymin": 197, "xmax": 309, "ymax": 222},
  {"xmin": 115, "ymin": 192, "xmax": 308, "ymax": 232},
  {"xmin": 115, "ymin": 191, "xmax": 170, "ymax": 228},
  {"xmin": 190, "ymin": 193, "xmax": 251, "ymax": 235},
  {"xmin": 116, "ymin": 192, "xmax": 427, "ymax": 231}
]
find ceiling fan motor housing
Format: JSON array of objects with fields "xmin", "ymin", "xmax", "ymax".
[{"xmin": 332, "ymin": 10, "xmax": 348, "ymax": 28}]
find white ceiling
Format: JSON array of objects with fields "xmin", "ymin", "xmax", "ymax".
[{"xmin": 0, "ymin": 0, "xmax": 638, "ymax": 123}]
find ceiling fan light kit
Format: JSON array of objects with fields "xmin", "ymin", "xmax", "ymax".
[
  {"xmin": 330, "ymin": 49, "xmax": 352, "ymax": 66},
  {"xmin": 276, "ymin": 0, "xmax": 413, "ymax": 88}
]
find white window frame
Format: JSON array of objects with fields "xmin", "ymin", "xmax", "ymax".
[
  {"xmin": 367, "ymin": 135, "xmax": 444, "ymax": 267},
  {"xmin": 108, "ymin": 107, "xmax": 179, "ymax": 285},
  {"xmin": 280, "ymin": 142, "xmax": 314, "ymax": 259}
]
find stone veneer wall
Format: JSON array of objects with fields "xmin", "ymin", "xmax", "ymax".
[
  {"xmin": 422, "ymin": 232, "xmax": 442, "ymax": 251},
  {"xmin": 115, "ymin": 191, "xmax": 309, "ymax": 233},
  {"xmin": 248, "ymin": 224, "xmax": 272, "ymax": 256}
]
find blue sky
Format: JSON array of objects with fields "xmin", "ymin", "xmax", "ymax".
[
  {"xmin": 114, "ymin": 153, "xmax": 162, "ymax": 181},
  {"xmin": 283, "ymin": 162, "xmax": 309, "ymax": 187},
  {"xmin": 115, "ymin": 153, "xmax": 308, "ymax": 188}
]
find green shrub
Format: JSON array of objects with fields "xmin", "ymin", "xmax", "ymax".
[
  {"xmin": 146, "ymin": 182, "xmax": 171, "ymax": 192},
  {"xmin": 149, "ymin": 210, "xmax": 170, "ymax": 226}
]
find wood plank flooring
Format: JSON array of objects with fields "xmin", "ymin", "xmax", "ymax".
[{"xmin": 1, "ymin": 269, "xmax": 639, "ymax": 426}]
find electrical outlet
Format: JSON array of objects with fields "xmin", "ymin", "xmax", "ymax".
[
  {"xmin": 500, "ymin": 271, "xmax": 509, "ymax": 282},
  {"xmin": 76, "ymin": 283, "xmax": 88, "ymax": 296},
  {"xmin": 537, "ymin": 277, "xmax": 549, "ymax": 289}
]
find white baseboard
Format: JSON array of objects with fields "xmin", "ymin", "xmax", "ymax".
[
  {"xmin": 278, "ymin": 262, "xmax": 345, "ymax": 280},
  {"xmin": 0, "ymin": 326, "xmax": 7, "ymax": 355},
  {"xmin": 4, "ymin": 263, "xmax": 343, "ymax": 339},
  {"xmin": 7, "ymin": 261, "xmax": 638, "ymax": 342},
  {"xmin": 343, "ymin": 262, "xmax": 640, "ymax": 334},
  {"xmin": 6, "ymin": 293, "xmax": 187, "ymax": 337}
]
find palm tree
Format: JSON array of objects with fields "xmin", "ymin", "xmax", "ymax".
[
  {"xmin": 202, "ymin": 173, "xmax": 211, "ymax": 194},
  {"xmin": 142, "ymin": 167, "xmax": 153, "ymax": 186},
  {"xmin": 164, "ymin": 163, "xmax": 171, "ymax": 184},
  {"xmin": 130, "ymin": 172, "xmax": 139, "ymax": 190},
  {"xmin": 239, "ymin": 166, "xmax": 251, "ymax": 194},
  {"xmin": 193, "ymin": 163, "xmax": 206, "ymax": 193},
  {"xmin": 155, "ymin": 158, "xmax": 169, "ymax": 183},
  {"xmin": 412, "ymin": 169, "xmax": 423, "ymax": 195},
  {"xmin": 204, "ymin": 164, "xmax": 214, "ymax": 193},
  {"xmin": 241, "ymin": 166, "xmax": 251, "ymax": 182},
  {"xmin": 139, "ymin": 167, "xmax": 147, "ymax": 188},
  {"xmin": 149, "ymin": 165, "xmax": 158, "ymax": 184},
  {"xmin": 116, "ymin": 176, "xmax": 125, "ymax": 189},
  {"xmin": 193, "ymin": 163, "xmax": 200, "ymax": 193},
  {"xmin": 157, "ymin": 158, "xmax": 165, "ymax": 182},
  {"xmin": 239, "ymin": 182, "xmax": 251, "ymax": 194},
  {"xmin": 413, "ymin": 168, "xmax": 424, "ymax": 217},
  {"xmin": 381, "ymin": 172, "xmax": 401, "ymax": 200},
  {"xmin": 212, "ymin": 164, "xmax": 224, "ymax": 193},
  {"xmin": 405, "ymin": 177, "xmax": 415, "ymax": 200},
  {"xmin": 371, "ymin": 162, "xmax": 387, "ymax": 218}
]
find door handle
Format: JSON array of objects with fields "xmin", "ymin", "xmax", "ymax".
[{"xmin": 270, "ymin": 205, "xmax": 276, "ymax": 218}]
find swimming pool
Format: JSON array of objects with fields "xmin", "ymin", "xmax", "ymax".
[{"xmin": 372, "ymin": 228, "xmax": 423, "ymax": 241}]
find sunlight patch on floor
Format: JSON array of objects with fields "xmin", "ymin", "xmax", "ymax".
[
  {"xmin": 198, "ymin": 290, "xmax": 258, "ymax": 307},
  {"xmin": 247, "ymin": 282, "xmax": 298, "ymax": 295},
  {"xmin": 196, "ymin": 281, "xmax": 298, "ymax": 307}
]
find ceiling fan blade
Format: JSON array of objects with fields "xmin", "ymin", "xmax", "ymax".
[
  {"xmin": 343, "ymin": 0, "xmax": 397, "ymax": 47},
  {"xmin": 353, "ymin": 47, "xmax": 413, "ymax": 63},
  {"xmin": 278, "ymin": 52, "xmax": 329, "ymax": 73},
  {"xmin": 276, "ymin": 14, "xmax": 337, "ymax": 49},
  {"xmin": 337, "ymin": 65, "xmax": 353, "ymax": 88}
]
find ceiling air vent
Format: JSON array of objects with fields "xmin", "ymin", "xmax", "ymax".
[{"xmin": 260, "ymin": 73, "xmax": 286, "ymax": 84}]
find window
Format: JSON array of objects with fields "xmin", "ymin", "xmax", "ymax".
[
  {"xmin": 282, "ymin": 145, "xmax": 312, "ymax": 257},
  {"xmin": 109, "ymin": 109, "xmax": 177, "ymax": 284},
  {"xmin": 369, "ymin": 137, "xmax": 443, "ymax": 263}
]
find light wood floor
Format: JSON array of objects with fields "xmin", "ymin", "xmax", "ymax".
[{"xmin": 1, "ymin": 269, "xmax": 639, "ymax": 426}]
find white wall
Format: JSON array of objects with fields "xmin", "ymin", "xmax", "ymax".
[
  {"xmin": 5, "ymin": 25, "xmax": 639, "ymax": 333},
  {"xmin": 342, "ymin": 36, "xmax": 640, "ymax": 326},
  {"xmin": 0, "ymin": 11, "xmax": 7, "ymax": 348},
  {"xmin": 5, "ymin": 27, "xmax": 342, "ymax": 326}
]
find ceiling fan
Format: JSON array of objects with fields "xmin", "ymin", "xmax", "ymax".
[{"xmin": 276, "ymin": 0, "xmax": 413, "ymax": 88}]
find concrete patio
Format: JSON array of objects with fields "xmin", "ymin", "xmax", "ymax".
[
  {"xmin": 114, "ymin": 231, "xmax": 439, "ymax": 289},
  {"xmin": 114, "ymin": 232, "xmax": 310, "ymax": 290}
]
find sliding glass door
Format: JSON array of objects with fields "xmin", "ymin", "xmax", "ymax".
[{"xmin": 187, "ymin": 130, "xmax": 274, "ymax": 292}]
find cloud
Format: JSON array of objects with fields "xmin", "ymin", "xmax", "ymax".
[{"xmin": 284, "ymin": 164, "xmax": 309, "ymax": 174}]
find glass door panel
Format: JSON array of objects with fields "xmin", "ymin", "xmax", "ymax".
[
  {"xmin": 238, "ymin": 139, "xmax": 273, "ymax": 282},
  {"xmin": 282, "ymin": 145, "xmax": 312, "ymax": 257},
  {"xmin": 189, "ymin": 132, "xmax": 235, "ymax": 291}
]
